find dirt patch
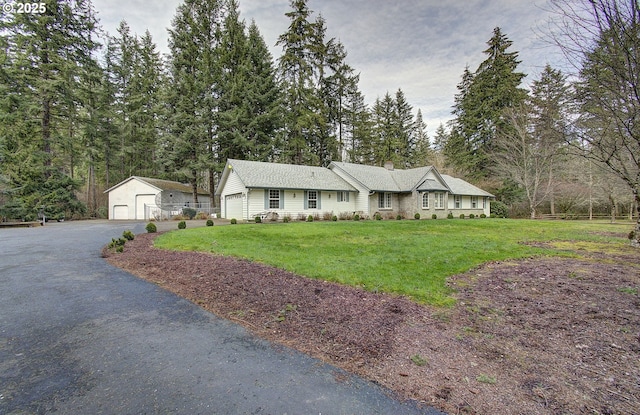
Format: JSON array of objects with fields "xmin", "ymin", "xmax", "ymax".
[{"xmin": 105, "ymin": 233, "xmax": 640, "ymax": 414}]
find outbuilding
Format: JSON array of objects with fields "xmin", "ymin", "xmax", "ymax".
[{"xmin": 104, "ymin": 176, "xmax": 208, "ymax": 220}]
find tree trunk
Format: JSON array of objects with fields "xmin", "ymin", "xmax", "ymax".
[{"xmin": 633, "ymin": 187, "xmax": 640, "ymax": 248}]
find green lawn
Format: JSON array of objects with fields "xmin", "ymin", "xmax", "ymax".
[{"xmin": 154, "ymin": 219, "xmax": 632, "ymax": 306}]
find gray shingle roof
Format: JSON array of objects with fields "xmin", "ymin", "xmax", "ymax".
[
  {"xmin": 136, "ymin": 177, "xmax": 208, "ymax": 195},
  {"xmin": 441, "ymin": 175, "xmax": 494, "ymax": 197},
  {"xmin": 329, "ymin": 162, "xmax": 437, "ymax": 192},
  {"xmin": 227, "ymin": 159, "xmax": 356, "ymax": 191}
]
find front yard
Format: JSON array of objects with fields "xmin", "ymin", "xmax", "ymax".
[
  {"xmin": 154, "ymin": 219, "xmax": 631, "ymax": 306},
  {"xmin": 106, "ymin": 219, "xmax": 640, "ymax": 414}
]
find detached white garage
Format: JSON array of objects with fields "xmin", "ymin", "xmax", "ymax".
[{"xmin": 105, "ymin": 176, "xmax": 208, "ymax": 220}]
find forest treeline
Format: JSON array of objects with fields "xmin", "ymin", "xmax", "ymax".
[{"xmin": 0, "ymin": 0, "xmax": 638, "ymax": 225}]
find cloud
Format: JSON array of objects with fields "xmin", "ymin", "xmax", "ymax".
[{"xmin": 92, "ymin": 0, "xmax": 564, "ymax": 135}]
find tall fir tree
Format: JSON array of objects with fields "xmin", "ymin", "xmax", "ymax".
[
  {"xmin": 0, "ymin": 0, "xmax": 100, "ymax": 220},
  {"xmin": 446, "ymin": 28, "xmax": 527, "ymax": 178},
  {"xmin": 277, "ymin": 0, "xmax": 326, "ymax": 165},
  {"xmin": 244, "ymin": 21, "xmax": 282, "ymax": 161},
  {"xmin": 166, "ymin": 0, "xmax": 225, "ymax": 203}
]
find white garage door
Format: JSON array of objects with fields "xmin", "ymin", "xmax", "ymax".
[
  {"xmin": 113, "ymin": 205, "xmax": 128, "ymax": 220},
  {"xmin": 225, "ymin": 193, "xmax": 243, "ymax": 220},
  {"xmin": 136, "ymin": 194, "xmax": 157, "ymax": 220}
]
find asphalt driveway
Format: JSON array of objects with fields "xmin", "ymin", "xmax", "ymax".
[{"xmin": 0, "ymin": 220, "xmax": 443, "ymax": 415}]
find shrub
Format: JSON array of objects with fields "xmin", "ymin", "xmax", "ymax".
[
  {"xmin": 122, "ymin": 230, "xmax": 135, "ymax": 241},
  {"xmin": 480, "ymin": 213, "xmax": 487, "ymax": 218},
  {"xmin": 283, "ymin": 216, "xmax": 290, "ymax": 223},
  {"xmin": 469, "ymin": 213, "xmax": 475, "ymax": 219},
  {"xmin": 178, "ymin": 221, "xmax": 187, "ymax": 229},
  {"xmin": 338, "ymin": 212, "xmax": 353, "ymax": 220},
  {"xmin": 460, "ymin": 214, "xmax": 465, "ymax": 219},
  {"xmin": 297, "ymin": 213, "xmax": 307, "ymax": 221},
  {"xmin": 629, "ymin": 230, "xmax": 636, "ymax": 240},
  {"xmin": 108, "ymin": 237, "xmax": 127, "ymax": 249},
  {"xmin": 307, "ymin": 215, "xmax": 314, "ymax": 222},
  {"xmin": 354, "ymin": 214, "xmax": 360, "ymax": 221},
  {"xmin": 322, "ymin": 211, "xmax": 333, "ymax": 221},
  {"xmin": 332, "ymin": 215, "xmax": 338, "ymax": 222},
  {"xmin": 490, "ymin": 201, "xmax": 509, "ymax": 218},
  {"xmin": 396, "ymin": 214, "xmax": 402, "ymax": 220},
  {"xmin": 145, "ymin": 222, "xmax": 157, "ymax": 233},
  {"xmin": 375, "ymin": 213, "xmax": 382, "ymax": 220},
  {"xmin": 254, "ymin": 216, "xmax": 262, "ymax": 223},
  {"xmin": 447, "ymin": 212, "xmax": 454, "ymax": 219},
  {"xmin": 414, "ymin": 213, "xmax": 420, "ymax": 220},
  {"xmin": 206, "ymin": 219, "xmax": 214, "ymax": 226},
  {"xmin": 230, "ymin": 218, "xmax": 237, "ymax": 224},
  {"xmin": 196, "ymin": 212, "xmax": 209, "ymax": 220},
  {"xmin": 432, "ymin": 214, "xmax": 438, "ymax": 219},
  {"xmin": 182, "ymin": 207, "xmax": 197, "ymax": 220},
  {"xmin": 116, "ymin": 245, "xmax": 124, "ymax": 253}
]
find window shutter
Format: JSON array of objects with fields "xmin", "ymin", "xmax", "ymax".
[
  {"xmin": 346, "ymin": 192, "xmax": 349, "ymax": 202},
  {"xmin": 280, "ymin": 189, "xmax": 284, "ymax": 209},
  {"xmin": 317, "ymin": 192, "xmax": 321, "ymax": 209},
  {"xmin": 264, "ymin": 189, "xmax": 268, "ymax": 209},
  {"xmin": 304, "ymin": 191, "xmax": 308, "ymax": 210}
]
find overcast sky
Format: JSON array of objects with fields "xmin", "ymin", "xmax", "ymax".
[{"xmin": 92, "ymin": 0, "xmax": 567, "ymax": 134}]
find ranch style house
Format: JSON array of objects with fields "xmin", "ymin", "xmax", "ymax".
[{"xmin": 216, "ymin": 159, "xmax": 494, "ymax": 221}]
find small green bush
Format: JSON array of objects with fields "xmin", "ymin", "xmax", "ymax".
[
  {"xmin": 283, "ymin": 216, "xmax": 290, "ymax": 223},
  {"xmin": 447, "ymin": 212, "xmax": 454, "ymax": 219},
  {"xmin": 182, "ymin": 207, "xmax": 197, "ymax": 220},
  {"xmin": 332, "ymin": 215, "xmax": 338, "ymax": 221},
  {"xmin": 116, "ymin": 245, "xmax": 124, "ymax": 253},
  {"xmin": 396, "ymin": 214, "xmax": 402, "ymax": 220},
  {"xmin": 480, "ymin": 213, "xmax": 487, "ymax": 218},
  {"xmin": 460, "ymin": 213, "xmax": 465, "ymax": 219},
  {"xmin": 432, "ymin": 214, "xmax": 438, "ymax": 219},
  {"xmin": 230, "ymin": 218, "xmax": 237, "ymax": 224},
  {"xmin": 255, "ymin": 216, "xmax": 262, "ymax": 223},
  {"xmin": 145, "ymin": 222, "xmax": 157, "ymax": 233},
  {"xmin": 354, "ymin": 214, "xmax": 360, "ymax": 221},
  {"xmin": 490, "ymin": 201, "xmax": 509, "ymax": 218},
  {"xmin": 178, "ymin": 220, "xmax": 186, "ymax": 229},
  {"xmin": 206, "ymin": 219, "xmax": 214, "ymax": 226},
  {"xmin": 414, "ymin": 213, "xmax": 420, "ymax": 220},
  {"xmin": 122, "ymin": 230, "xmax": 135, "ymax": 241},
  {"xmin": 375, "ymin": 213, "xmax": 382, "ymax": 220},
  {"xmin": 629, "ymin": 230, "xmax": 636, "ymax": 240},
  {"xmin": 469, "ymin": 213, "xmax": 475, "ymax": 219},
  {"xmin": 307, "ymin": 215, "xmax": 314, "ymax": 222}
]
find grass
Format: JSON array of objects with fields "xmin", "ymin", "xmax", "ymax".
[{"xmin": 154, "ymin": 219, "xmax": 632, "ymax": 306}]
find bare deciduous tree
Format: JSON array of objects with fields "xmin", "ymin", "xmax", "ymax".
[
  {"xmin": 492, "ymin": 106, "xmax": 557, "ymax": 219},
  {"xmin": 548, "ymin": 0, "xmax": 640, "ymax": 246}
]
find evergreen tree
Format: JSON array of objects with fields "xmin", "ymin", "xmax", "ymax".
[
  {"xmin": 245, "ymin": 21, "xmax": 282, "ymax": 161},
  {"xmin": 447, "ymin": 28, "xmax": 527, "ymax": 178},
  {"xmin": 411, "ymin": 109, "xmax": 432, "ymax": 167},
  {"xmin": 277, "ymin": 0, "xmax": 326, "ymax": 165},
  {"xmin": 166, "ymin": 0, "xmax": 225, "ymax": 203},
  {"xmin": 372, "ymin": 93, "xmax": 398, "ymax": 166},
  {"xmin": 394, "ymin": 89, "xmax": 415, "ymax": 167},
  {"xmin": 0, "ymin": 0, "xmax": 100, "ymax": 220},
  {"xmin": 344, "ymin": 86, "xmax": 373, "ymax": 163}
]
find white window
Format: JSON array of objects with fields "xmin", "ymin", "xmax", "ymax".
[
  {"xmin": 269, "ymin": 189, "xmax": 280, "ymax": 209},
  {"xmin": 471, "ymin": 196, "xmax": 478, "ymax": 209},
  {"xmin": 434, "ymin": 192, "xmax": 445, "ymax": 209},
  {"xmin": 337, "ymin": 191, "xmax": 349, "ymax": 202},
  {"xmin": 422, "ymin": 192, "xmax": 429, "ymax": 209},
  {"xmin": 307, "ymin": 190, "xmax": 318, "ymax": 209},
  {"xmin": 378, "ymin": 192, "xmax": 392, "ymax": 209},
  {"xmin": 454, "ymin": 195, "xmax": 462, "ymax": 209}
]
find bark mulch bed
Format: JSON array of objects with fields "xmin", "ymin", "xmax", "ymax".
[{"xmin": 104, "ymin": 232, "xmax": 640, "ymax": 415}]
